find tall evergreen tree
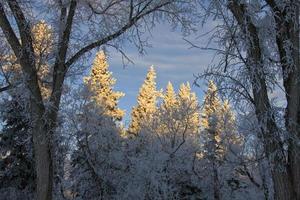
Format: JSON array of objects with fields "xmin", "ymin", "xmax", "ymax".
[
  {"xmin": 201, "ymin": 80, "xmax": 223, "ymax": 200},
  {"xmin": 202, "ymin": 82, "xmax": 239, "ymax": 159},
  {"xmin": 177, "ymin": 82, "xmax": 200, "ymax": 133},
  {"xmin": 201, "ymin": 80, "xmax": 241, "ymax": 200},
  {"xmin": 161, "ymin": 81, "xmax": 177, "ymax": 111},
  {"xmin": 69, "ymin": 52, "xmax": 126, "ymax": 199},
  {"xmin": 201, "ymin": 81, "xmax": 222, "ymax": 155},
  {"xmin": 155, "ymin": 81, "xmax": 179, "ymax": 137},
  {"xmin": 84, "ymin": 51, "xmax": 125, "ymax": 121},
  {"xmin": 128, "ymin": 66, "xmax": 158, "ymax": 134},
  {"xmin": 220, "ymin": 100, "xmax": 240, "ymax": 145}
]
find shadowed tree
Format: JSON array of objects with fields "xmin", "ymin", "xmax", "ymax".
[{"xmin": 195, "ymin": 0, "xmax": 299, "ymax": 199}]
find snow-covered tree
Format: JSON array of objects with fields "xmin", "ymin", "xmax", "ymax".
[
  {"xmin": 201, "ymin": 81, "xmax": 221, "ymax": 132},
  {"xmin": 68, "ymin": 53, "xmax": 126, "ymax": 197},
  {"xmin": 155, "ymin": 81, "xmax": 180, "ymax": 137},
  {"xmin": 147, "ymin": 81, "xmax": 200, "ymax": 149},
  {"xmin": 196, "ymin": 1, "xmax": 299, "ymax": 198},
  {"xmin": 200, "ymin": 80, "xmax": 222, "ymax": 200},
  {"xmin": 117, "ymin": 128, "xmax": 204, "ymax": 200},
  {"xmin": 200, "ymin": 80, "xmax": 243, "ymax": 200},
  {"xmin": 161, "ymin": 81, "xmax": 178, "ymax": 111},
  {"xmin": 128, "ymin": 66, "xmax": 159, "ymax": 134},
  {"xmin": 84, "ymin": 51, "xmax": 124, "ymax": 121},
  {"xmin": 69, "ymin": 104, "xmax": 124, "ymax": 200},
  {"xmin": 219, "ymin": 100, "xmax": 241, "ymax": 146},
  {"xmin": 126, "ymin": 82, "xmax": 203, "ymax": 199},
  {"xmin": 177, "ymin": 82, "xmax": 200, "ymax": 134}
]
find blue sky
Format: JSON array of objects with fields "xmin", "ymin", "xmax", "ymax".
[{"xmin": 105, "ymin": 23, "xmax": 217, "ymax": 124}]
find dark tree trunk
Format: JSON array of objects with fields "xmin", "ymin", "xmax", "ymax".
[
  {"xmin": 228, "ymin": 1, "xmax": 295, "ymax": 199},
  {"xmin": 265, "ymin": 1, "xmax": 300, "ymax": 198}
]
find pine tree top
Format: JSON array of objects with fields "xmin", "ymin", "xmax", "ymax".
[
  {"xmin": 178, "ymin": 82, "xmax": 198, "ymax": 103},
  {"xmin": 142, "ymin": 65, "xmax": 156, "ymax": 86},
  {"xmin": 128, "ymin": 66, "xmax": 159, "ymax": 134},
  {"xmin": 162, "ymin": 81, "xmax": 177, "ymax": 110},
  {"xmin": 203, "ymin": 80, "xmax": 221, "ymax": 112},
  {"xmin": 84, "ymin": 50, "xmax": 125, "ymax": 121}
]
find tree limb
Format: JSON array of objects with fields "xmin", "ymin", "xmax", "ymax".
[
  {"xmin": 65, "ymin": 1, "xmax": 172, "ymax": 68},
  {"xmin": 0, "ymin": 3, "xmax": 22, "ymax": 58}
]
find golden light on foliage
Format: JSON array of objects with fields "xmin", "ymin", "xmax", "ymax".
[
  {"xmin": 128, "ymin": 66, "xmax": 159, "ymax": 134},
  {"xmin": 84, "ymin": 51, "xmax": 125, "ymax": 121},
  {"xmin": 178, "ymin": 82, "xmax": 200, "ymax": 133},
  {"xmin": 32, "ymin": 20, "xmax": 53, "ymax": 56},
  {"xmin": 161, "ymin": 81, "xmax": 178, "ymax": 111},
  {"xmin": 1, "ymin": 54, "xmax": 21, "ymax": 80},
  {"xmin": 1, "ymin": 21, "xmax": 53, "ymax": 99},
  {"xmin": 32, "ymin": 21, "xmax": 53, "ymax": 100}
]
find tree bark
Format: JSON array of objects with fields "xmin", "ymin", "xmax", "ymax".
[
  {"xmin": 228, "ymin": 1, "xmax": 295, "ymax": 199},
  {"xmin": 32, "ymin": 120, "xmax": 53, "ymax": 200},
  {"xmin": 265, "ymin": 1, "xmax": 300, "ymax": 198}
]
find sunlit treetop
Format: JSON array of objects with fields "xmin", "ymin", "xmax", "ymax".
[
  {"xmin": 128, "ymin": 65, "xmax": 159, "ymax": 134},
  {"xmin": 161, "ymin": 81, "xmax": 178, "ymax": 111},
  {"xmin": 84, "ymin": 51, "xmax": 125, "ymax": 121},
  {"xmin": 177, "ymin": 82, "xmax": 200, "ymax": 133}
]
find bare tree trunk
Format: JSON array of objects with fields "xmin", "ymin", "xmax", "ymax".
[
  {"xmin": 228, "ymin": 1, "xmax": 295, "ymax": 199},
  {"xmin": 252, "ymin": 70, "xmax": 293, "ymax": 200},
  {"xmin": 32, "ymin": 122, "xmax": 53, "ymax": 200},
  {"xmin": 286, "ymin": 4, "xmax": 300, "ymax": 198},
  {"xmin": 265, "ymin": 1, "xmax": 300, "ymax": 198},
  {"xmin": 0, "ymin": 1, "xmax": 58, "ymax": 199}
]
